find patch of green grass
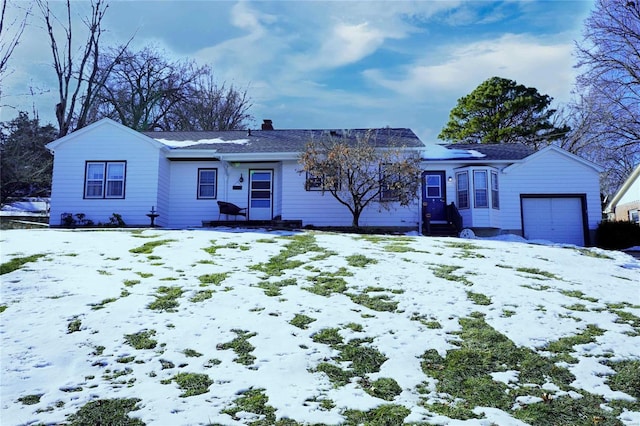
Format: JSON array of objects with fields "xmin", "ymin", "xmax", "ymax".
[
  {"xmin": 190, "ymin": 289, "xmax": 214, "ymax": 302},
  {"xmin": 576, "ymin": 248, "xmax": 613, "ymax": 259},
  {"xmin": 1, "ymin": 253, "xmax": 46, "ymax": 275},
  {"xmin": 338, "ymin": 339, "xmax": 388, "ymax": 376},
  {"xmin": 170, "ymin": 372, "xmax": 212, "ymax": 397},
  {"xmin": 345, "ymin": 322, "xmax": 363, "ymax": 332},
  {"xmin": 602, "ymin": 360, "xmax": 640, "ymax": 400},
  {"xmin": 0, "ymin": 305, "xmax": 6, "ymax": 313},
  {"xmin": 18, "ymin": 394, "xmax": 42, "ymax": 405},
  {"xmin": 563, "ymin": 303, "xmax": 589, "ymax": 312},
  {"xmin": 250, "ymin": 233, "xmax": 330, "ymax": 276},
  {"xmin": 346, "ymin": 254, "xmax": 378, "ymax": 267},
  {"xmin": 343, "ymin": 404, "xmax": 411, "ymax": 424},
  {"xmin": 545, "ymin": 324, "xmax": 605, "ymax": 359},
  {"xmin": 123, "ymin": 279, "xmax": 141, "ymax": 287},
  {"xmin": 305, "ymin": 274, "xmax": 348, "ymax": 296},
  {"xmin": 222, "ymin": 388, "xmax": 276, "ymax": 423},
  {"xmin": 289, "ymin": 314, "xmax": 316, "ymax": 330},
  {"xmin": 466, "ymin": 291, "xmax": 492, "ymax": 305},
  {"xmin": 66, "ymin": 398, "xmax": 143, "ymax": 426},
  {"xmin": 516, "ymin": 267, "xmax": 559, "ymax": 279},
  {"xmin": 90, "ymin": 297, "xmax": 118, "ymax": 310},
  {"xmin": 135, "ymin": 272, "xmax": 153, "ymax": 278},
  {"xmin": 129, "ymin": 239, "xmax": 175, "ymax": 254},
  {"xmin": 204, "ymin": 358, "xmax": 222, "ymax": 368},
  {"xmin": 312, "ymin": 327, "xmax": 343, "ymax": 347},
  {"xmin": 560, "ymin": 289, "xmax": 599, "ymax": 302},
  {"xmin": 430, "ymin": 264, "xmax": 472, "ymax": 285},
  {"xmin": 313, "ymin": 362, "xmax": 353, "ymax": 387},
  {"xmin": 183, "ymin": 348, "xmax": 203, "ymax": 357},
  {"xmin": 124, "ymin": 329, "xmax": 157, "ymax": 350},
  {"xmin": 97, "ymin": 269, "xmax": 112, "ymax": 275},
  {"xmin": 147, "ymin": 286, "xmax": 183, "ymax": 312},
  {"xmin": 67, "ymin": 318, "xmax": 82, "ymax": 333},
  {"xmin": 445, "ymin": 241, "xmax": 482, "ymax": 250},
  {"xmin": 257, "ymin": 278, "xmax": 297, "ymax": 296},
  {"xmin": 419, "ymin": 313, "xmax": 584, "ymax": 421},
  {"xmin": 348, "ymin": 292, "xmax": 398, "ymax": 312},
  {"xmin": 117, "ymin": 356, "xmax": 136, "ymax": 364},
  {"xmin": 217, "ymin": 329, "xmax": 257, "ymax": 366},
  {"xmin": 362, "ymin": 377, "xmax": 402, "ymax": 401},
  {"xmin": 197, "ymin": 272, "xmax": 229, "ymax": 286},
  {"xmin": 384, "ymin": 242, "xmax": 416, "ymax": 253}
]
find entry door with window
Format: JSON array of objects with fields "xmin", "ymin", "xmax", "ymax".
[
  {"xmin": 248, "ymin": 169, "xmax": 273, "ymax": 220},
  {"xmin": 422, "ymin": 171, "xmax": 446, "ymax": 221}
]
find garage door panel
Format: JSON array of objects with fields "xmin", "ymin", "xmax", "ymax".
[{"xmin": 522, "ymin": 197, "xmax": 585, "ymax": 246}]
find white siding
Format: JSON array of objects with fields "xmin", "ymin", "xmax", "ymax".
[
  {"xmin": 49, "ymin": 123, "xmax": 162, "ymax": 226},
  {"xmin": 280, "ymin": 161, "xmax": 419, "ymax": 227},
  {"xmin": 501, "ymin": 148, "xmax": 601, "ymax": 234},
  {"xmin": 618, "ymin": 177, "xmax": 639, "ymax": 205}
]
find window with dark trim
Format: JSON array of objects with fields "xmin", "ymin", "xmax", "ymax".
[
  {"xmin": 198, "ymin": 168, "xmax": 217, "ymax": 199},
  {"xmin": 456, "ymin": 171, "xmax": 469, "ymax": 209},
  {"xmin": 474, "ymin": 170, "xmax": 488, "ymax": 208},
  {"xmin": 379, "ymin": 164, "xmax": 400, "ymax": 201},
  {"xmin": 84, "ymin": 161, "xmax": 126, "ymax": 199},
  {"xmin": 305, "ymin": 171, "xmax": 340, "ymax": 191},
  {"xmin": 491, "ymin": 171, "xmax": 499, "ymax": 209}
]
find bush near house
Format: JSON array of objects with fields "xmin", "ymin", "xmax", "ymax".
[{"xmin": 596, "ymin": 220, "xmax": 640, "ymax": 250}]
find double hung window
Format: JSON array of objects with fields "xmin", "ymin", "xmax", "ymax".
[
  {"xmin": 85, "ymin": 161, "xmax": 126, "ymax": 199},
  {"xmin": 456, "ymin": 171, "xmax": 469, "ymax": 209},
  {"xmin": 198, "ymin": 169, "xmax": 217, "ymax": 199},
  {"xmin": 473, "ymin": 170, "xmax": 488, "ymax": 208}
]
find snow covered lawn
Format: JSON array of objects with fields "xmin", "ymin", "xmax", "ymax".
[{"xmin": 1, "ymin": 228, "xmax": 639, "ymax": 425}]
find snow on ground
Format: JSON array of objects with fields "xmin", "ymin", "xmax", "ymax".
[{"xmin": 1, "ymin": 228, "xmax": 639, "ymax": 425}]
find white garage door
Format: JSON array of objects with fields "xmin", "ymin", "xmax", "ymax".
[{"xmin": 522, "ymin": 197, "xmax": 585, "ymax": 245}]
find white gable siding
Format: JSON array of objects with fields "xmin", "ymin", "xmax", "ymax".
[
  {"xmin": 49, "ymin": 125, "xmax": 162, "ymax": 226},
  {"xmin": 618, "ymin": 177, "xmax": 639, "ymax": 205},
  {"xmin": 501, "ymin": 148, "xmax": 601, "ymax": 233},
  {"xmin": 166, "ymin": 161, "xmax": 220, "ymax": 228},
  {"xmin": 279, "ymin": 162, "xmax": 419, "ymax": 227}
]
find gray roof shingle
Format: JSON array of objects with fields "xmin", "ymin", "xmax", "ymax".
[
  {"xmin": 142, "ymin": 128, "xmax": 425, "ymax": 153},
  {"xmin": 448, "ymin": 143, "xmax": 535, "ymax": 161}
]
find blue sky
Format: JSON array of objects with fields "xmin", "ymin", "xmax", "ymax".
[{"xmin": 1, "ymin": 0, "xmax": 593, "ymax": 141}]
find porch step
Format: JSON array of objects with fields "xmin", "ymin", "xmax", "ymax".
[
  {"xmin": 424, "ymin": 223, "xmax": 459, "ymax": 237},
  {"xmin": 202, "ymin": 219, "xmax": 302, "ymax": 229}
]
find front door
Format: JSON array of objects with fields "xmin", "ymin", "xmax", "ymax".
[
  {"xmin": 248, "ymin": 169, "xmax": 273, "ymax": 220},
  {"xmin": 422, "ymin": 171, "xmax": 446, "ymax": 222}
]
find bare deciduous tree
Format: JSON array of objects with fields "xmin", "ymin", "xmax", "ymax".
[
  {"xmin": 89, "ymin": 46, "xmax": 209, "ymax": 131},
  {"xmin": 573, "ymin": 0, "xmax": 640, "ymax": 193},
  {"xmin": 299, "ymin": 130, "xmax": 421, "ymax": 227},
  {"xmin": 37, "ymin": 0, "xmax": 128, "ymax": 137},
  {"xmin": 0, "ymin": 0, "xmax": 31, "ymax": 90},
  {"xmin": 169, "ymin": 71, "xmax": 253, "ymax": 131}
]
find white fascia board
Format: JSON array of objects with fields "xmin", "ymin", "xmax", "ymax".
[
  {"xmin": 164, "ymin": 149, "xmax": 219, "ymax": 159},
  {"xmin": 218, "ymin": 152, "xmax": 300, "ymax": 162}
]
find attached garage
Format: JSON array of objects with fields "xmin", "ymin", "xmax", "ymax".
[{"xmin": 521, "ymin": 195, "xmax": 588, "ymax": 246}]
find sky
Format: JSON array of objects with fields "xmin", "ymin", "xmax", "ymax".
[
  {"xmin": 1, "ymin": 0, "xmax": 594, "ymax": 142},
  {"xmin": 1, "ymin": 228, "xmax": 639, "ymax": 424}
]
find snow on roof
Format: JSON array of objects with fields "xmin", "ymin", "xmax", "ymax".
[
  {"xmin": 154, "ymin": 138, "xmax": 249, "ymax": 148},
  {"xmin": 422, "ymin": 143, "xmax": 486, "ymax": 160}
]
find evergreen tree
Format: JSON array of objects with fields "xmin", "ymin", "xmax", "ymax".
[
  {"xmin": 438, "ymin": 76, "xmax": 569, "ymax": 147},
  {"xmin": 0, "ymin": 112, "xmax": 56, "ymax": 204}
]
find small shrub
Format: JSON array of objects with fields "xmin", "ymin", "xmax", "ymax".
[
  {"xmin": 596, "ymin": 220, "xmax": 640, "ymax": 250},
  {"xmin": 109, "ymin": 213, "xmax": 126, "ymax": 227}
]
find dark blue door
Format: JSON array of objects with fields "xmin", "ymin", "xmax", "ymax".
[{"xmin": 422, "ymin": 171, "xmax": 446, "ymax": 221}]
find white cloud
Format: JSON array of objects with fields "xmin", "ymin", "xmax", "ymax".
[{"xmin": 364, "ymin": 33, "xmax": 576, "ymax": 104}]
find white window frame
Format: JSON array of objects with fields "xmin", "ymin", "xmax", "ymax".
[
  {"xmin": 491, "ymin": 171, "xmax": 499, "ymax": 209},
  {"xmin": 197, "ymin": 168, "xmax": 218, "ymax": 199},
  {"xmin": 473, "ymin": 170, "xmax": 488, "ymax": 208},
  {"xmin": 456, "ymin": 171, "xmax": 469, "ymax": 209},
  {"xmin": 84, "ymin": 161, "xmax": 126, "ymax": 199}
]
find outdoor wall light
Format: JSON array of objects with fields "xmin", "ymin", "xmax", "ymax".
[
  {"xmin": 448, "ymin": 176, "xmax": 453, "ymax": 182},
  {"xmin": 239, "ymin": 173, "xmax": 244, "ymax": 183}
]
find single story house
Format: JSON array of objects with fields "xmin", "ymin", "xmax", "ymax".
[
  {"xmin": 604, "ymin": 163, "xmax": 640, "ymax": 224},
  {"xmin": 46, "ymin": 118, "xmax": 603, "ymax": 245}
]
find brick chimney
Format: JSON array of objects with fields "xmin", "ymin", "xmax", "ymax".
[{"xmin": 261, "ymin": 119, "xmax": 274, "ymax": 130}]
